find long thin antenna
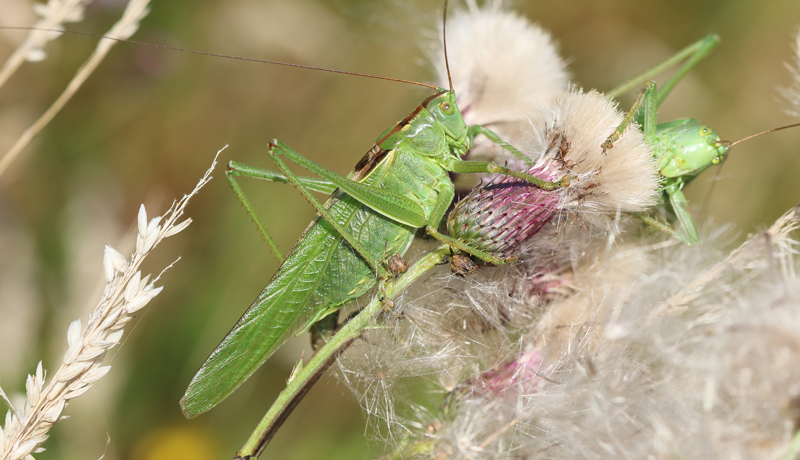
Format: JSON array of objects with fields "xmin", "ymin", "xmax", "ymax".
[
  {"xmin": 442, "ymin": 0, "xmax": 453, "ymax": 91},
  {"xmin": 702, "ymin": 121, "xmax": 800, "ymax": 218},
  {"xmin": 0, "ymin": 26, "xmax": 439, "ymax": 90},
  {"xmin": 729, "ymin": 122, "xmax": 800, "ymax": 147}
]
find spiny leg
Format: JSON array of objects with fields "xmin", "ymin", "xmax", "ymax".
[
  {"xmin": 467, "ymin": 125, "xmax": 534, "ymax": 166},
  {"xmin": 603, "ymin": 34, "xmax": 720, "ymax": 153},
  {"xmin": 602, "ymin": 80, "xmax": 657, "ymax": 152},
  {"xmin": 227, "ymin": 165, "xmax": 284, "ymax": 263},
  {"xmin": 267, "ymin": 141, "xmax": 394, "ymax": 278},
  {"xmin": 656, "ymin": 33, "xmax": 719, "ymax": 106},
  {"xmin": 634, "ymin": 212, "xmax": 691, "ymax": 245},
  {"xmin": 267, "ymin": 141, "xmax": 428, "ymax": 228},
  {"xmin": 464, "ymin": 126, "xmax": 577, "ymax": 187},
  {"xmin": 448, "ymin": 159, "xmax": 572, "ymax": 190},
  {"xmin": 229, "ymin": 160, "xmax": 338, "ymax": 194},
  {"xmin": 227, "ymin": 161, "xmax": 341, "ymax": 264},
  {"xmin": 636, "ymin": 184, "xmax": 698, "ymax": 246},
  {"xmin": 603, "ymin": 34, "xmax": 718, "ymax": 148},
  {"xmin": 427, "ymin": 227, "xmax": 513, "ymax": 266}
]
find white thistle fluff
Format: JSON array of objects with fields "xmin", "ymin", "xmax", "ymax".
[
  {"xmin": 340, "ymin": 207, "xmax": 800, "ymax": 459},
  {"xmin": 428, "ymin": 1, "xmax": 569, "ymax": 154},
  {"xmin": 424, "ymin": 208, "xmax": 800, "ymax": 459},
  {"xmin": 0, "ymin": 150, "xmax": 220, "ymax": 460},
  {"xmin": 522, "ymin": 88, "xmax": 661, "ymax": 223}
]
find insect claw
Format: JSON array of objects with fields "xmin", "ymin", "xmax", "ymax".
[
  {"xmin": 450, "ymin": 254, "xmax": 477, "ymax": 277},
  {"xmin": 558, "ymin": 175, "xmax": 575, "ymax": 188},
  {"xmin": 385, "ymin": 254, "xmax": 409, "ymax": 278},
  {"xmin": 601, "ymin": 139, "xmax": 614, "ymax": 154}
]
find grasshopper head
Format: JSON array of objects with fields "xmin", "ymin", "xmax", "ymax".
[
  {"xmin": 657, "ymin": 119, "xmax": 728, "ymax": 178},
  {"xmin": 425, "ymin": 90, "xmax": 468, "ymax": 142},
  {"xmin": 695, "ymin": 124, "xmax": 729, "ymax": 168}
]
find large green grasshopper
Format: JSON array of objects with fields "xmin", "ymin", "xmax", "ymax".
[
  {"xmin": 180, "ymin": 33, "xmax": 720, "ymax": 417},
  {"xmin": 179, "ymin": 85, "xmax": 571, "ymax": 416}
]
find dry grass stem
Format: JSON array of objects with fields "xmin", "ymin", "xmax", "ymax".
[
  {"xmin": 0, "ymin": 148, "xmax": 222, "ymax": 460},
  {"xmin": 0, "ymin": 0, "xmax": 152, "ymax": 178}
]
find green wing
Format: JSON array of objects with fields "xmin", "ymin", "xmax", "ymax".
[{"xmin": 180, "ymin": 191, "xmax": 413, "ymax": 417}]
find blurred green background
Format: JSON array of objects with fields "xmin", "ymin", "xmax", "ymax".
[{"xmin": 1, "ymin": 0, "xmax": 799, "ymax": 459}]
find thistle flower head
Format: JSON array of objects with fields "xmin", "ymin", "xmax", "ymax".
[
  {"xmin": 448, "ymin": 89, "xmax": 661, "ymax": 260},
  {"xmin": 447, "ymin": 163, "xmax": 563, "ymax": 260}
]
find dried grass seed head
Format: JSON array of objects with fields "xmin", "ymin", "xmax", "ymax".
[{"xmin": 0, "ymin": 150, "xmax": 219, "ymax": 460}]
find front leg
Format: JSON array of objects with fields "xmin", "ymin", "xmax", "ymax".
[
  {"xmin": 638, "ymin": 178, "xmax": 698, "ymax": 245},
  {"xmin": 459, "ymin": 125, "xmax": 574, "ymax": 189},
  {"xmin": 603, "ymin": 80, "xmax": 657, "ymax": 152},
  {"xmin": 666, "ymin": 185, "xmax": 699, "ymax": 245},
  {"xmin": 447, "ymin": 159, "xmax": 572, "ymax": 190},
  {"xmin": 467, "ymin": 125, "xmax": 533, "ymax": 166}
]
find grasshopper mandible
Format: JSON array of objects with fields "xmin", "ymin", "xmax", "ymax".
[{"xmin": 178, "ymin": 7, "xmax": 572, "ymax": 417}]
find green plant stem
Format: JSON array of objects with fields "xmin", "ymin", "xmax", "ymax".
[{"xmin": 234, "ymin": 245, "xmax": 452, "ymax": 460}]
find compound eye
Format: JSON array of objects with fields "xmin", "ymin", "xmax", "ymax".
[
  {"xmin": 440, "ymin": 101, "xmax": 455, "ymax": 115},
  {"xmin": 698, "ymin": 126, "xmax": 711, "ymax": 136},
  {"xmin": 711, "ymin": 157, "xmax": 721, "ymax": 165}
]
